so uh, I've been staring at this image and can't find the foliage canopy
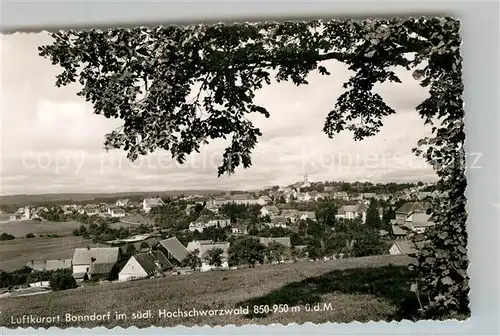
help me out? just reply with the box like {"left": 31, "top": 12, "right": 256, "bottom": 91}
{"left": 40, "top": 17, "right": 468, "bottom": 318}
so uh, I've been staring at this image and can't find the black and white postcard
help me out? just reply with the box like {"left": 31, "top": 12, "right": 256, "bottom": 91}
{"left": 0, "top": 17, "right": 470, "bottom": 328}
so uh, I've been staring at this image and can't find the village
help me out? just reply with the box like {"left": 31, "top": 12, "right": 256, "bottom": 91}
{"left": 0, "top": 176, "right": 442, "bottom": 298}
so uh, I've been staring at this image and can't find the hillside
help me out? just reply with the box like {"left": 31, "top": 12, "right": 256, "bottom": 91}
{"left": 1, "top": 255, "right": 416, "bottom": 328}
{"left": 0, "top": 236, "right": 96, "bottom": 271}
{"left": 0, "top": 190, "right": 226, "bottom": 206}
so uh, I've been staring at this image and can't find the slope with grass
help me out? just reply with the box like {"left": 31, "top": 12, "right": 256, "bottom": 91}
{"left": 0, "top": 220, "right": 83, "bottom": 238}
{"left": 1, "top": 255, "right": 418, "bottom": 328}
{"left": 0, "top": 236, "right": 96, "bottom": 271}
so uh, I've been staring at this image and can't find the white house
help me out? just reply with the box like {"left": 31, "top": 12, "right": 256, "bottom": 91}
{"left": 283, "top": 189, "right": 298, "bottom": 203}
{"left": 404, "top": 212, "right": 435, "bottom": 234}
{"left": 118, "top": 251, "right": 172, "bottom": 282}
{"left": 269, "top": 216, "right": 289, "bottom": 228}
{"left": 257, "top": 195, "right": 272, "bottom": 205}
{"left": 296, "top": 192, "right": 311, "bottom": 202}
{"left": 78, "top": 204, "right": 100, "bottom": 216}
{"left": 299, "top": 211, "right": 316, "bottom": 222}
{"left": 335, "top": 203, "right": 368, "bottom": 223}
{"left": 395, "top": 202, "right": 428, "bottom": 223}
{"left": 29, "top": 281, "right": 51, "bottom": 288}
{"left": 259, "top": 237, "right": 292, "bottom": 248}
{"left": 207, "top": 196, "right": 232, "bottom": 208}
{"left": 84, "top": 208, "right": 100, "bottom": 216}
{"left": 109, "top": 208, "right": 126, "bottom": 218}
{"left": 332, "top": 192, "right": 349, "bottom": 200}
{"left": 143, "top": 198, "right": 165, "bottom": 213}
{"left": 229, "top": 193, "right": 259, "bottom": 205}
{"left": 115, "top": 199, "right": 130, "bottom": 207}
{"left": 281, "top": 209, "right": 300, "bottom": 222}
{"left": 231, "top": 226, "right": 248, "bottom": 235}
{"left": 314, "top": 193, "right": 329, "bottom": 201}
{"left": 26, "top": 259, "right": 72, "bottom": 271}
{"left": 186, "top": 241, "right": 230, "bottom": 272}
{"left": 72, "top": 247, "right": 120, "bottom": 281}
{"left": 189, "top": 214, "right": 231, "bottom": 232}
{"left": 260, "top": 205, "right": 280, "bottom": 217}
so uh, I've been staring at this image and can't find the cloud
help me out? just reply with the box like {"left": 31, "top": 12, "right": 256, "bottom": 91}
{"left": 1, "top": 32, "right": 438, "bottom": 195}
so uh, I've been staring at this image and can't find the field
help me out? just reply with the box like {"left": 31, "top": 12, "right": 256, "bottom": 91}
{"left": 0, "top": 236, "right": 96, "bottom": 271}
{"left": 0, "top": 190, "right": 222, "bottom": 206}
{"left": 0, "top": 220, "right": 83, "bottom": 238}
{"left": 121, "top": 214, "right": 155, "bottom": 225}
{"left": 0, "top": 255, "right": 419, "bottom": 328}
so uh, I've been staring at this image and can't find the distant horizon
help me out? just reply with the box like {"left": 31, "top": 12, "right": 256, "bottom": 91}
{"left": 3, "top": 33, "right": 440, "bottom": 195}
{"left": 0, "top": 177, "right": 436, "bottom": 198}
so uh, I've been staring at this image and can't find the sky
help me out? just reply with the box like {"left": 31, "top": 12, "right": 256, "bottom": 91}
{"left": 0, "top": 31, "right": 437, "bottom": 195}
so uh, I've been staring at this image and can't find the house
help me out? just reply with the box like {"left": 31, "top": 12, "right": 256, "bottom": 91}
{"left": 324, "top": 186, "right": 336, "bottom": 192}
{"left": 335, "top": 203, "right": 368, "bottom": 222}
{"left": 314, "top": 193, "right": 329, "bottom": 201}
{"left": 109, "top": 208, "right": 126, "bottom": 218}
{"left": 257, "top": 195, "right": 272, "bottom": 205}
{"left": 118, "top": 251, "right": 172, "bottom": 282}
{"left": 283, "top": 189, "right": 298, "bottom": 203}
{"left": 28, "top": 281, "right": 51, "bottom": 288}
{"left": 72, "top": 247, "right": 120, "bottom": 281}
{"left": 379, "top": 229, "right": 389, "bottom": 237}
{"left": 157, "top": 237, "right": 190, "bottom": 264}
{"left": 185, "top": 204, "right": 195, "bottom": 215}
{"left": 142, "top": 198, "right": 165, "bottom": 213}
{"left": 79, "top": 204, "right": 100, "bottom": 216}
{"left": 115, "top": 199, "right": 130, "bottom": 207}
{"left": 332, "top": 192, "right": 349, "bottom": 201}
{"left": 259, "top": 237, "right": 292, "bottom": 248}
{"left": 350, "top": 194, "right": 363, "bottom": 201}
{"left": 416, "top": 192, "right": 432, "bottom": 200}
{"left": 207, "top": 196, "right": 231, "bottom": 208}
{"left": 389, "top": 240, "right": 420, "bottom": 255}
{"left": 269, "top": 216, "right": 289, "bottom": 228}
{"left": 186, "top": 241, "right": 231, "bottom": 272}
{"left": 404, "top": 212, "right": 435, "bottom": 234}
{"left": 296, "top": 192, "right": 311, "bottom": 202}
{"left": 231, "top": 226, "right": 248, "bottom": 235}
{"left": 26, "top": 259, "right": 72, "bottom": 271}
{"left": 392, "top": 224, "right": 409, "bottom": 238}
{"left": 281, "top": 209, "right": 300, "bottom": 222}
{"left": 260, "top": 205, "right": 280, "bottom": 217}
{"left": 362, "top": 193, "right": 377, "bottom": 199}
{"left": 395, "top": 202, "right": 427, "bottom": 222}
{"left": 230, "top": 193, "right": 259, "bottom": 205}
{"left": 374, "top": 194, "right": 391, "bottom": 201}
{"left": 299, "top": 211, "right": 316, "bottom": 222}
{"left": 189, "top": 214, "right": 230, "bottom": 232}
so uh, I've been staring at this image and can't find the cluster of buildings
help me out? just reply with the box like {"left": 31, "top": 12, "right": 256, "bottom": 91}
{"left": 7, "top": 197, "right": 168, "bottom": 222}
{"left": 388, "top": 202, "right": 436, "bottom": 255}
{"left": 9, "top": 206, "right": 46, "bottom": 221}
{"left": 25, "top": 235, "right": 294, "bottom": 285}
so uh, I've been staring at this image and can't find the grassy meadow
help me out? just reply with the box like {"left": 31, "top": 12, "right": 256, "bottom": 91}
{"left": 1, "top": 255, "right": 420, "bottom": 328}
{"left": 0, "top": 220, "right": 83, "bottom": 238}
{"left": 0, "top": 236, "right": 96, "bottom": 271}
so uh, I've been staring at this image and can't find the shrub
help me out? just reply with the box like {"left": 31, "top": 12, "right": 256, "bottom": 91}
{"left": 0, "top": 233, "right": 15, "bottom": 241}
{"left": 49, "top": 269, "right": 78, "bottom": 291}
{"left": 26, "top": 233, "right": 35, "bottom": 238}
